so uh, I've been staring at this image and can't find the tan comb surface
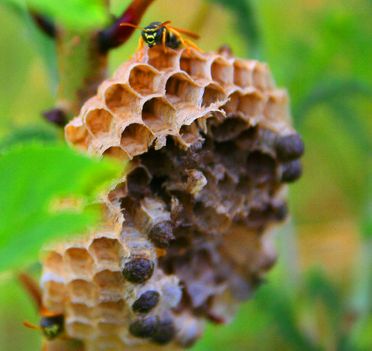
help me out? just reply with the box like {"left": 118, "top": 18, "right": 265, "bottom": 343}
{"left": 43, "top": 46, "right": 304, "bottom": 350}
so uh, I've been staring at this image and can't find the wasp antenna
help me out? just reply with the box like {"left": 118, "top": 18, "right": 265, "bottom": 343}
{"left": 23, "top": 321, "right": 41, "bottom": 331}
{"left": 119, "top": 22, "right": 144, "bottom": 30}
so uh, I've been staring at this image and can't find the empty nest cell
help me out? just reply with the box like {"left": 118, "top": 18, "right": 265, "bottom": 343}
{"left": 96, "top": 300, "right": 127, "bottom": 323}
{"left": 67, "top": 279, "right": 97, "bottom": 305}
{"left": 252, "top": 62, "right": 273, "bottom": 90}
{"left": 223, "top": 91, "right": 264, "bottom": 120}
{"left": 86, "top": 109, "right": 113, "bottom": 137}
{"left": 148, "top": 47, "right": 179, "bottom": 71}
{"left": 178, "top": 121, "right": 201, "bottom": 147}
{"left": 211, "top": 58, "right": 233, "bottom": 86}
{"left": 67, "top": 320, "right": 95, "bottom": 340}
{"left": 142, "top": 97, "right": 176, "bottom": 133}
{"left": 180, "top": 51, "right": 209, "bottom": 80}
{"left": 102, "top": 146, "right": 129, "bottom": 161}
{"left": 120, "top": 123, "right": 154, "bottom": 157}
{"left": 89, "top": 237, "right": 122, "bottom": 268}
{"left": 64, "top": 248, "right": 94, "bottom": 278}
{"left": 65, "top": 121, "right": 90, "bottom": 149}
{"left": 93, "top": 270, "right": 124, "bottom": 298}
{"left": 234, "top": 60, "right": 252, "bottom": 88}
{"left": 165, "top": 73, "right": 201, "bottom": 105}
{"left": 202, "top": 83, "right": 226, "bottom": 108}
{"left": 263, "top": 91, "right": 289, "bottom": 121}
{"left": 104, "top": 84, "right": 140, "bottom": 117}
{"left": 129, "top": 64, "right": 161, "bottom": 96}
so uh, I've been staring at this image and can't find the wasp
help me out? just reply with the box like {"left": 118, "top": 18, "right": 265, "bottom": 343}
{"left": 120, "top": 20, "right": 201, "bottom": 54}
{"left": 17, "top": 273, "right": 82, "bottom": 351}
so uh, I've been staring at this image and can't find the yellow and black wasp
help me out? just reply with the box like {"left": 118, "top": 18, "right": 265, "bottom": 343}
{"left": 120, "top": 20, "right": 201, "bottom": 53}
{"left": 18, "top": 273, "right": 82, "bottom": 351}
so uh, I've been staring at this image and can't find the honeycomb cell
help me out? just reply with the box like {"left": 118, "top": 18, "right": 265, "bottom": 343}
{"left": 120, "top": 123, "right": 154, "bottom": 157}
{"left": 211, "top": 58, "right": 233, "bottom": 86}
{"left": 86, "top": 109, "right": 113, "bottom": 137}
{"left": 65, "top": 119, "right": 90, "bottom": 150}
{"left": 263, "top": 90, "right": 289, "bottom": 122}
{"left": 89, "top": 237, "right": 122, "bottom": 268}
{"left": 202, "top": 83, "right": 226, "bottom": 108}
{"left": 102, "top": 146, "right": 129, "bottom": 161}
{"left": 178, "top": 121, "right": 201, "bottom": 147}
{"left": 67, "top": 303, "right": 93, "bottom": 320}
{"left": 180, "top": 51, "right": 209, "bottom": 80}
{"left": 165, "top": 73, "right": 202, "bottom": 106}
{"left": 43, "top": 251, "right": 63, "bottom": 276}
{"left": 104, "top": 84, "right": 140, "bottom": 117}
{"left": 209, "top": 117, "right": 248, "bottom": 142}
{"left": 67, "top": 320, "right": 95, "bottom": 339}
{"left": 142, "top": 97, "right": 176, "bottom": 133}
{"left": 94, "top": 270, "right": 124, "bottom": 299}
{"left": 148, "top": 47, "right": 179, "bottom": 71}
{"left": 129, "top": 64, "right": 161, "bottom": 96}
{"left": 233, "top": 60, "right": 252, "bottom": 88}
{"left": 64, "top": 248, "right": 94, "bottom": 278}
{"left": 252, "top": 62, "right": 272, "bottom": 90}
{"left": 67, "top": 279, "right": 97, "bottom": 305}
{"left": 96, "top": 300, "right": 127, "bottom": 323}
{"left": 223, "top": 90, "right": 264, "bottom": 121}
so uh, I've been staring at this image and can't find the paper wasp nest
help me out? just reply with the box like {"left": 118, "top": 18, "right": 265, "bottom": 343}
{"left": 43, "top": 47, "right": 304, "bottom": 350}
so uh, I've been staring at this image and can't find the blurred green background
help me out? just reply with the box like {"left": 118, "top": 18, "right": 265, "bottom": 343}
{"left": 0, "top": 0, "right": 371, "bottom": 350}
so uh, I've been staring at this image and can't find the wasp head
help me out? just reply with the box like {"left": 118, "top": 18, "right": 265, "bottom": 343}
{"left": 142, "top": 22, "right": 164, "bottom": 48}
{"left": 40, "top": 314, "right": 64, "bottom": 340}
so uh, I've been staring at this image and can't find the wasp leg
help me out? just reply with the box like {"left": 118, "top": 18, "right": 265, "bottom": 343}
{"left": 168, "top": 28, "right": 202, "bottom": 53}
{"left": 162, "top": 29, "right": 168, "bottom": 53}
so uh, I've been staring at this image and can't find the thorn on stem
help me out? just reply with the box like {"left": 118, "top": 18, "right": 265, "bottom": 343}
{"left": 43, "top": 108, "right": 68, "bottom": 128}
{"left": 30, "top": 10, "right": 57, "bottom": 39}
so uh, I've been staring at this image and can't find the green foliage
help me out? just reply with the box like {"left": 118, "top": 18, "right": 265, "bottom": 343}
{"left": 1, "top": 0, "right": 114, "bottom": 30}
{"left": 0, "top": 143, "right": 122, "bottom": 271}
{"left": 206, "top": 0, "right": 261, "bottom": 57}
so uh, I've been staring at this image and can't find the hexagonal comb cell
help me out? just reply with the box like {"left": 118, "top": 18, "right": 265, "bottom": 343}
{"left": 93, "top": 270, "right": 124, "bottom": 299}
{"left": 202, "top": 83, "right": 226, "bottom": 108}
{"left": 67, "top": 320, "right": 95, "bottom": 340}
{"left": 86, "top": 109, "right": 113, "bottom": 137}
{"left": 178, "top": 121, "right": 201, "bottom": 147}
{"left": 96, "top": 300, "right": 126, "bottom": 323}
{"left": 252, "top": 62, "right": 273, "bottom": 90}
{"left": 121, "top": 123, "right": 154, "bottom": 157}
{"left": 233, "top": 60, "right": 252, "bottom": 88}
{"left": 104, "top": 84, "right": 140, "bottom": 117}
{"left": 142, "top": 97, "right": 176, "bottom": 133}
{"left": 211, "top": 58, "right": 233, "bottom": 86}
{"left": 223, "top": 91, "right": 264, "bottom": 121}
{"left": 102, "top": 146, "right": 129, "bottom": 161}
{"left": 264, "top": 91, "right": 289, "bottom": 121}
{"left": 67, "top": 303, "right": 93, "bottom": 320}
{"left": 148, "top": 47, "right": 179, "bottom": 71}
{"left": 129, "top": 64, "right": 161, "bottom": 96}
{"left": 65, "top": 119, "right": 90, "bottom": 149}
{"left": 165, "top": 73, "right": 201, "bottom": 106}
{"left": 64, "top": 248, "right": 94, "bottom": 278}
{"left": 208, "top": 117, "right": 248, "bottom": 142}
{"left": 43, "top": 251, "right": 63, "bottom": 275}
{"left": 89, "top": 237, "right": 122, "bottom": 268}
{"left": 180, "top": 51, "right": 209, "bottom": 80}
{"left": 67, "top": 279, "right": 96, "bottom": 305}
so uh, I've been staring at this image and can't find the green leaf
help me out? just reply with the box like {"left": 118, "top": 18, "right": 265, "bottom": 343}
{"left": 206, "top": 0, "right": 261, "bottom": 57}
{"left": 1, "top": 0, "right": 108, "bottom": 30}
{"left": 0, "top": 143, "right": 123, "bottom": 271}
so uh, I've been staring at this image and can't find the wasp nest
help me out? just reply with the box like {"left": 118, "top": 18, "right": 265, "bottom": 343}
{"left": 43, "top": 46, "right": 304, "bottom": 350}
